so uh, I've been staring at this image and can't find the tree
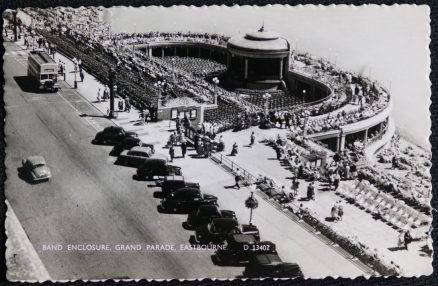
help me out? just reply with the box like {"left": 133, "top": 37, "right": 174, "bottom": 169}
{"left": 245, "top": 191, "right": 259, "bottom": 225}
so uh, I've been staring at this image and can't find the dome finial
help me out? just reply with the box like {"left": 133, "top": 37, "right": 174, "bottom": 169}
{"left": 259, "top": 21, "right": 265, "bottom": 32}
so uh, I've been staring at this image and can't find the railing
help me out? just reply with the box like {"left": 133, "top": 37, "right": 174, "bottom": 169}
{"left": 210, "top": 152, "right": 258, "bottom": 185}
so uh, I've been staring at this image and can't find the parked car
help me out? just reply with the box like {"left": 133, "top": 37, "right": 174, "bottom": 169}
{"left": 160, "top": 175, "right": 200, "bottom": 197}
{"left": 110, "top": 137, "right": 154, "bottom": 156}
{"left": 215, "top": 234, "right": 277, "bottom": 265}
{"left": 117, "top": 147, "right": 168, "bottom": 168}
{"left": 243, "top": 254, "right": 303, "bottom": 278}
{"left": 160, "top": 188, "right": 218, "bottom": 213}
{"left": 92, "top": 126, "right": 137, "bottom": 145}
{"left": 195, "top": 218, "right": 260, "bottom": 245}
{"left": 133, "top": 159, "right": 182, "bottom": 180}
{"left": 186, "top": 205, "right": 236, "bottom": 229}
{"left": 21, "top": 156, "right": 51, "bottom": 182}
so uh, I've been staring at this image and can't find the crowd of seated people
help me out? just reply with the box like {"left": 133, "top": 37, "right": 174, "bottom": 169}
{"left": 112, "top": 31, "right": 230, "bottom": 47}
{"left": 161, "top": 56, "right": 227, "bottom": 78}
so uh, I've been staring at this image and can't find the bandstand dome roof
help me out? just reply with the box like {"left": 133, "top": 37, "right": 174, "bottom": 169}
{"left": 227, "top": 26, "right": 289, "bottom": 53}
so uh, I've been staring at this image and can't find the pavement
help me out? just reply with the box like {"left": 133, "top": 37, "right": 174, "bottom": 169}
{"left": 5, "top": 32, "right": 431, "bottom": 279}
{"left": 216, "top": 127, "right": 432, "bottom": 276}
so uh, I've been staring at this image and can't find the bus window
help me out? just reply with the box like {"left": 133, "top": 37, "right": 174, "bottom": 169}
{"left": 49, "top": 74, "right": 56, "bottom": 80}
{"left": 41, "top": 74, "right": 49, "bottom": 80}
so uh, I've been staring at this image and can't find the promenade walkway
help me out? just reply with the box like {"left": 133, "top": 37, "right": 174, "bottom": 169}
{"left": 51, "top": 49, "right": 430, "bottom": 276}
{"left": 216, "top": 127, "right": 431, "bottom": 276}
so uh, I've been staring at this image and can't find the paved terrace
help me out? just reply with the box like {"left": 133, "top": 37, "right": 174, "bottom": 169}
{"left": 50, "top": 50, "right": 372, "bottom": 278}
{"left": 216, "top": 127, "right": 431, "bottom": 276}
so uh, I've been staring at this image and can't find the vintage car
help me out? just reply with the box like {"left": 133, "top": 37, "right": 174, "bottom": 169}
{"left": 21, "top": 156, "right": 52, "bottom": 182}
{"left": 159, "top": 175, "right": 200, "bottom": 196}
{"left": 110, "top": 137, "right": 154, "bottom": 156}
{"left": 117, "top": 146, "right": 168, "bottom": 168}
{"left": 160, "top": 188, "right": 218, "bottom": 213}
{"left": 92, "top": 126, "right": 138, "bottom": 145}
{"left": 243, "top": 254, "right": 303, "bottom": 278}
{"left": 195, "top": 218, "right": 260, "bottom": 245}
{"left": 186, "top": 204, "right": 236, "bottom": 229}
{"left": 133, "top": 159, "right": 182, "bottom": 181}
{"left": 215, "top": 234, "right": 277, "bottom": 265}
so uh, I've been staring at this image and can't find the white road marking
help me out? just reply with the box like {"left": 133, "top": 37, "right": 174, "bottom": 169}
{"left": 56, "top": 91, "right": 101, "bottom": 131}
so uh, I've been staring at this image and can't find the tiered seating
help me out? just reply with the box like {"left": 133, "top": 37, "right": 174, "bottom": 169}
{"left": 204, "top": 98, "right": 243, "bottom": 131}
{"left": 235, "top": 89, "right": 302, "bottom": 111}
{"left": 162, "top": 57, "right": 226, "bottom": 77}
{"left": 336, "top": 180, "right": 431, "bottom": 231}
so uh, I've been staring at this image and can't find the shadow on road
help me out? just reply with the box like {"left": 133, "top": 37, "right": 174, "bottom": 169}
{"left": 13, "top": 76, "right": 44, "bottom": 93}
{"left": 16, "top": 166, "right": 46, "bottom": 185}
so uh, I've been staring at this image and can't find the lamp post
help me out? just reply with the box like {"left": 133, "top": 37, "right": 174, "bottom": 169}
{"left": 262, "top": 93, "right": 271, "bottom": 113}
{"left": 12, "top": 10, "right": 17, "bottom": 42}
{"left": 108, "top": 68, "right": 117, "bottom": 118}
{"left": 212, "top": 77, "right": 220, "bottom": 104}
{"left": 302, "top": 89, "right": 306, "bottom": 104}
{"left": 73, "top": 64, "right": 78, "bottom": 89}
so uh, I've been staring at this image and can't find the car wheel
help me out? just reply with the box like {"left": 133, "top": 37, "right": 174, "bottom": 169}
{"left": 173, "top": 207, "right": 178, "bottom": 213}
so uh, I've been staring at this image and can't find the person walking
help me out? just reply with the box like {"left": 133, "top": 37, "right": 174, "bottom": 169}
{"left": 250, "top": 131, "right": 255, "bottom": 146}
{"left": 96, "top": 88, "right": 101, "bottom": 103}
{"left": 181, "top": 139, "right": 187, "bottom": 158}
{"left": 331, "top": 203, "right": 339, "bottom": 222}
{"left": 124, "top": 98, "right": 131, "bottom": 112}
{"left": 307, "top": 182, "right": 315, "bottom": 201}
{"left": 404, "top": 230, "right": 413, "bottom": 250}
{"left": 79, "top": 70, "right": 84, "bottom": 82}
{"left": 234, "top": 168, "right": 241, "bottom": 190}
{"left": 169, "top": 145, "right": 175, "bottom": 163}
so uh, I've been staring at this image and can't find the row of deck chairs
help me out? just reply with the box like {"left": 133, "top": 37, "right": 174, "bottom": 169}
{"left": 337, "top": 180, "right": 431, "bottom": 231}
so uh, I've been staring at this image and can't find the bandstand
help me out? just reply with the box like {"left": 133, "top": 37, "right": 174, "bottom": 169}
{"left": 226, "top": 26, "right": 290, "bottom": 90}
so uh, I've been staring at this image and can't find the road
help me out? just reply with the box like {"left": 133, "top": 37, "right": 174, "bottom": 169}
{"left": 3, "top": 40, "right": 243, "bottom": 280}
{"left": 4, "top": 39, "right": 369, "bottom": 280}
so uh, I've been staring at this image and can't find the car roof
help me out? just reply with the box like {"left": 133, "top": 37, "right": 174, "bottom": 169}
{"left": 212, "top": 218, "right": 239, "bottom": 229}
{"left": 143, "top": 158, "right": 167, "bottom": 164}
{"left": 104, "top": 126, "right": 123, "bottom": 131}
{"left": 122, "top": 137, "right": 140, "bottom": 143}
{"left": 251, "top": 254, "right": 283, "bottom": 265}
{"left": 26, "top": 156, "right": 46, "bottom": 166}
{"left": 130, "top": 146, "right": 152, "bottom": 153}
{"left": 229, "top": 234, "right": 257, "bottom": 243}
{"left": 174, "top": 188, "right": 201, "bottom": 195}
{"left": 198, "top": 204, "right": 219, "bottom": 213}
{"left": 151, "top": 153, "right": 168, "bottom": 160}
{"left": 164, "top": 175, "right": 185, "bottom": 182}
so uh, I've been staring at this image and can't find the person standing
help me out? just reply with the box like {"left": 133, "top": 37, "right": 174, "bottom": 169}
{"left": 79, "top": 70, "right": 84, "bottom": 82}
{"left": 250, "top": 131, "right": 255, "bottom": 146}
{"left": 169, "top": 145, "right": 175, "bottom": 163}
{"left": 334, "top": 172, "right": 341, "bottom": 191}
{"left": 181, "top": 139, "right": 187, "bottom": 158}
{"left": 234, "top": 168, "right": 241, "bottom": 190}
{"left": 404, "top": 230, "right": 413, "bottom": 250}
{"left": 337, "top": 203, "right": 344, "bottom": 221}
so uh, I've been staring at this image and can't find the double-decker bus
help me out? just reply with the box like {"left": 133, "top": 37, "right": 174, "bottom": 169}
{"left": 27, "top": 49, "right": 59, "bottom": 92}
